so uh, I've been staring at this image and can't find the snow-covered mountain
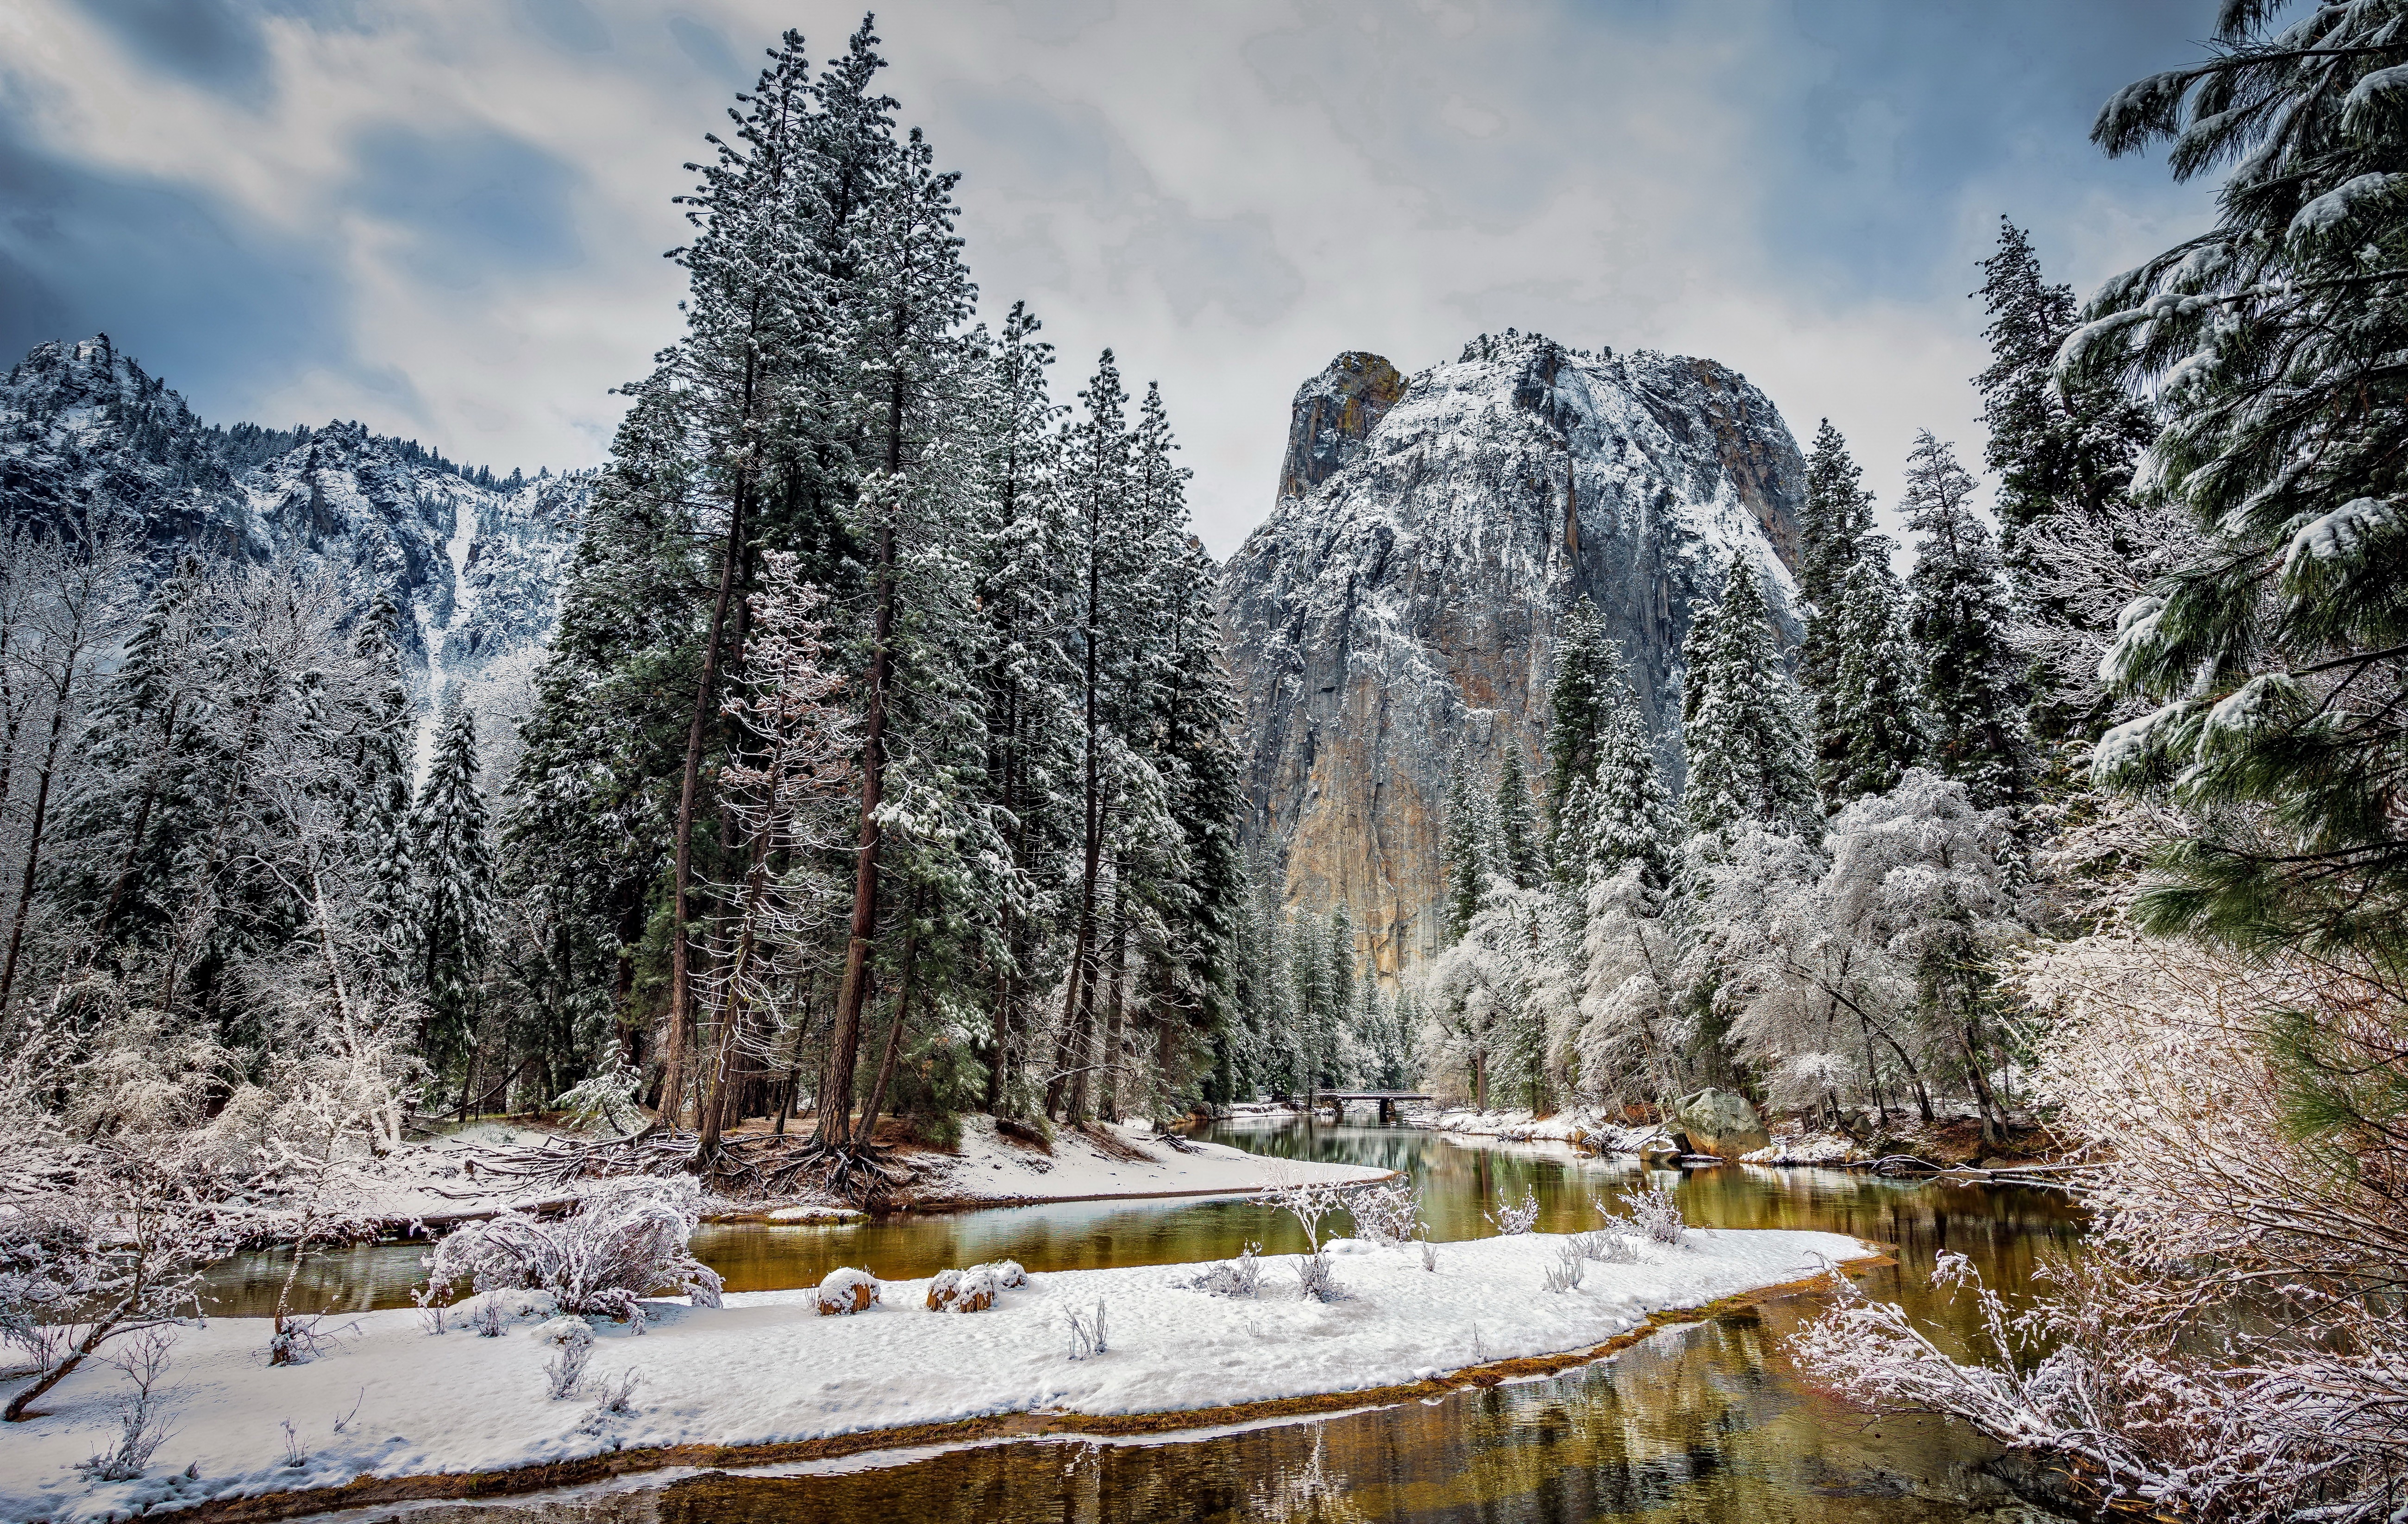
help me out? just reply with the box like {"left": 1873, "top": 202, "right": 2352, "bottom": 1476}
{"left": 0, "top": 335, "right": 588, "bottom": 712}
{"left": 1219, "top": 330, "right": 1808, "bottom": 977}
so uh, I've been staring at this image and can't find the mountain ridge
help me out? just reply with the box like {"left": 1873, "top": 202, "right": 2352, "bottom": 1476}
{"left": 0, "top": 335, "right": 589, "bottom": 706}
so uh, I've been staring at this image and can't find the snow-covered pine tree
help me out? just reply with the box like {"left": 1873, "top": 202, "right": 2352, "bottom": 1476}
{"left": 1543, "top": 597, "right": 1616, "bottom": 876}
{"left": 1820, "top": 543, "right": 1928, "bottom": 807}
{"left": 2074, "top": 1, "right": 2408, "bottom": 966}
{"left": 1441, "top": 761, "right": 1491, "bottom": 940}
{"left": 345, "top": 590, "right": 416, "bottom": 976}
{"left": 1900, "top": 432, "right": 2029, "bottom": 811}
{"left": 971, "top": 302, "right": 1073, "bottom": 1115}
{"left": 1796, "top": 421, "right": 1876, "bottom": 786}
{"left": 818, "top": 120, "right": 984, "bottom": 1149}
{"left": 406, "top": 699, "right": 495, "bottom": 1094}
{"left": 1974, "top": 217, "right": 2154, "bottom": 546}
{"left": 1680, "top": 558, "right": 1817, "bottom": 840}
{"left": 1585, "top": 686, "right": 1678, "bottom": 890}
{"left": 1045, "top": 351, "right": 1137, "bottom": 1122}
{"left": 1494, "top": 750, "right": 1543, "bottom": 889}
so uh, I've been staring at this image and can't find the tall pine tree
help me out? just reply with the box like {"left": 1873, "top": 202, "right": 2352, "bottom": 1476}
{"left": 1680, "top": 559, "right": 1817, "bottom": 840}
{"left": 1820, "top": 544, "right": 1929, "bottom": 806}
{"left": 1900, "top": 432, "right": 2028, "bottom": 810}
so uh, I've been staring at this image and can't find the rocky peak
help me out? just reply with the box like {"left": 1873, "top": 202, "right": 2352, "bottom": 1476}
{"left": 1, "top": 337, "right": 587, "bottom": 709}
{"left": 1220, "top": 333, "right": 1807, "bottom": 977}
{"left": 1277, "top": 351, "right": 1405, "bottom": 501}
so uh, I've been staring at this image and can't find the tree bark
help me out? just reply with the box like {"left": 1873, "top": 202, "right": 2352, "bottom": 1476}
{"left": 859, "top": 889, "right": 926, "bottom": 1143}
{"left": 0, "top": 668, "right": 76, "bottom": 1019}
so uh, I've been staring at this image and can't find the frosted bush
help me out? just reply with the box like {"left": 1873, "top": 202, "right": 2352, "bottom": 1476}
{"left": 1486, "top": 1186, "right": 1541, "bottom": 1236}
{"left": 552, "top": 1064, "right": 644, "bottom": 1137}
{"left": 1347, "top": 1180, "right": 1421, "bottom": 1246}
{"left": 1574, "top": 1224, "right": 1639, "bottom": 1265}
{"left": 544, "top": 1339, "right": 591, "bottom": 1400}
{"left": 1543, "top": 1240, "right": 1586, "bottom": 1294}
{"left": 1192, "top": 1243, "right": 1261, "bottom": 1298}
{"left": 425, "top": 1180, "right": 724, "bottom": 1330}
{"left": 815, "top": 1266, "right": 879, "bottom": 1315}
{"left": 1294, "top": 1247, "right": 1341, "bottom": 1303}
{"left": 577, "top": 1368, "right": 642, "bottom": 1434}
{"left": 75, "top": 1329, "right": 174, "bottom": 1483}
{"left": 469, "top": 1297, "right": 509, "bottom": 1338}
{"left": 990, "top": 1260, "right": 1028, "bottom": 1289}
{"left": 1064, "top": 1298, "right": 1108, "bottom": 1360}
{"left": 1419, "top": 1235, "right": 1438, "bottom": 1272}
{"left": 1625, "top": 1185, "right": 1687, "bottom": 1245}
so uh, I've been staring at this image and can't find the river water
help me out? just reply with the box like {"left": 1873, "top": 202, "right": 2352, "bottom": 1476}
{"left": 210, "top": 1119, "right": 2084, "bottom": 1523}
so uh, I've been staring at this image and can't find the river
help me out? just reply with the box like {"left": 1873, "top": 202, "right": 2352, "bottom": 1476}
{"left": 207, "top": 1117, "right": 2084, "bottom": 1523}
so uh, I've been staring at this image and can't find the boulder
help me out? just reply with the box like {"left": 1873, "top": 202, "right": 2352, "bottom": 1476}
{"left": 1674, "top": 1089, "right": 1771, "bottom": 1159}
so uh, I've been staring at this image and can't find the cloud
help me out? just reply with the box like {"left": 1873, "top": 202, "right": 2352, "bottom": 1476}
{"left": 0, "top": 0, "right": 2228, "bottom": 553}
{"left": 68, "top": 0, "right": 271, "bottom": 99}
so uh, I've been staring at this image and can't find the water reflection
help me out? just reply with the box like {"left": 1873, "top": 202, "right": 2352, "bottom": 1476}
{"left": 217, "top": 1119, "right": 2082, "bottom": 1523}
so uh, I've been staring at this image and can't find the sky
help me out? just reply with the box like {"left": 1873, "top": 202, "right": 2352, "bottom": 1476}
{"left": 0, "top": 0, "right": 2226, "bottom": 556}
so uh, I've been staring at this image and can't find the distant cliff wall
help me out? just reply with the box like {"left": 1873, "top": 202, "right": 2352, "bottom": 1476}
{"left": 1219, "top": 332, "right": 1806, "bottom": 976}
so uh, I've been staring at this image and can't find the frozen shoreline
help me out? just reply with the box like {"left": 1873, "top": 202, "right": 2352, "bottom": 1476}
{"left": 3, "top": 1226, "right": 1872, "bottom": 1524}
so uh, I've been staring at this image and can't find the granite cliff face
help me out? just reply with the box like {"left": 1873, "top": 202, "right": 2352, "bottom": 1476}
{"left": 1, "top": 336, "right": 586, "bottom": 699}
{"left": 1220, "top": 332, "right": 1807, "bottom": 976}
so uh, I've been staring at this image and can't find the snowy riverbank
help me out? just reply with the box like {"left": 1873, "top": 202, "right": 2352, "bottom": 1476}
{"left": 1415, "top": 1106, "right": 1656, "bottom": 1151}
{"left": 906, "top": 1115, "right": 1390, "bottom": 1206}
{"left": 3, "top": 1226, "right": 1873, "bottom": 1523}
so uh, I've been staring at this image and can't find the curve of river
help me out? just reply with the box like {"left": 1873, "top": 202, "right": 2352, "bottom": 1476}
{"left": 207, "top": 1119, "right": 2083, "bottom": 1523}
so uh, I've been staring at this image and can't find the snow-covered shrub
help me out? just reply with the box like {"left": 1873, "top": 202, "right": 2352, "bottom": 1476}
{"left": 1543, "top": 1240, "right": 1586, "bottom": 1294}
{"left": 926, "top": 1266, "right": 998, "bottom": 1313}
{"left": 552, "top": 1064, "right": 644, "bottom": 1137}
{"left": 990, "top": 1260, "right": 1027, "bottom": 1289}
{"left": 1608, "top": 1184, "right": 1685, "bottom": 1242}
{"left": 75, "top": 1329, "right": 174, "bottom": 1483}
{"left": 544, "top": 1338, "right": 591, "bottom": 1400}
{"left": 1574, "top": 1224, "right": 1638, "bottom": 1265}
{"left": 1191, "top": 1244, "right": 1261, "bottom": 1299}
{"left": 1347, "top": 1180, "right": 1421, "bottom": 1246}
{"left": 2, "top": 1158, "right": 229, "bottom": 1422}
{"left": 529, "top": 1316, "right": 595, "bottom": 1349}
{"left": 815, "top": 1267, "right": 879, "bottom": 1316}
{"left": 469, "top": 1296, "right": 509, "bottom": 1338}
{"left": 577, "top": 1368, "right": 642, "bottom": 1434}
{"left": 1419, "top": 1236, "right": 1438, "bottom": 1273}
{"left": 1064, "top": 1298, "right": 1108, "bottom": 1360}
{"left": 1486, "top": 1186, "right": 1541, "bottom": 1236}
{"left": 425, "top": 1179, "right": 724, "bottom": 1329}
{"left": 412, "top": 1284, "right": 449, "bottom": 1336}
{"left": 1294, "top": 1247, "right": 1341, "bottom": 1303}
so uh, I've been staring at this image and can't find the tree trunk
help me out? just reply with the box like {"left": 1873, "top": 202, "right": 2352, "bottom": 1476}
{"left": 1101, "top": 880, "right": 1127, "bottom": 1123}
{"left": 0, "top": 672, "right": 76, "bottom": 1018}
{"left": 662, "top": 473, "right": 751, "bottom": 1133}
{"left": 859, "top": 890, "right": 927, "bottom": 1144}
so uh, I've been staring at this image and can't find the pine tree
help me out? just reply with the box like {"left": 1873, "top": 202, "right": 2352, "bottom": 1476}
{"left": 1900, "top": 432, "right": 2027, "bottom": 811}
{"left": 1586, "top": 694, "right": 1678, "bottom": 888}
{"left": 2076, "top": 2, "right": 2408, "bottom": 960}
{"left": 407, "top": 698, "right": 495, "bottom": 1092}
{"left": 1796, "top": 422, "right": 1877, "bottom": 787}
{"left": 1494, "top": 750, "right": 1542, "bottom": 889}
{"left": 1821, "top": 544, "right": 1930, "bottom": 806}
{"left": 1442, "top": 761, "right": 1490, "bottom": 941}
{"left": 1543, "top": 597, "right": 1616, "bottom": 874}
{"left": 1680, "top": 558, "right": 1817, "bottom": 840}
{"left": 1973, "top": 218, "right": 2154, "bottom": 544}
{"left": 1799, "top": 420, "right": 1877, "bottom": 618}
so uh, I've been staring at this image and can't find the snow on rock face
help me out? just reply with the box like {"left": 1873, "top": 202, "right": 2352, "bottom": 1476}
{"left": 1220, "top": 332, "right": 1807, "bottom": 976}
{"left": 0, "top": 336, "right": 587, "bottom": 703}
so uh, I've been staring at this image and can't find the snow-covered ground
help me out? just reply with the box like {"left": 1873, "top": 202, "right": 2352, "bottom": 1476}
{"left": 910, "top": 1116, "right": 1389, "bottom": 1206}
{"left": 3, "top": 1227, "right": 1871, "bottom": 1523}
{"left": 1741, "top": 1131, "right": 1874, "bottom": 1166}
{"left": 1416, "top": 1107, "right": 1657, "bottom": 1151}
